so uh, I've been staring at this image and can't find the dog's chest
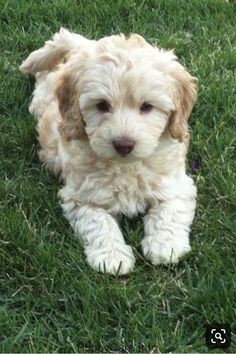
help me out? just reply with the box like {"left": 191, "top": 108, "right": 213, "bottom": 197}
{"left": 76, "top": 163, "right": 155, "bottom": 216}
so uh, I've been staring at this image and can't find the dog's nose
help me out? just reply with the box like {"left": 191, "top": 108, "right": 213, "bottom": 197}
{"left": 112, "top": 137, "right": 135, "bottom": 156}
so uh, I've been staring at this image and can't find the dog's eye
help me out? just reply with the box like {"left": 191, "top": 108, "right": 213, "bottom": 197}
{"left": 96, "top": 100, "right": 111, "bottom": 113}
{"left": 140, "top": 102, "right": 153, "bottom": 113}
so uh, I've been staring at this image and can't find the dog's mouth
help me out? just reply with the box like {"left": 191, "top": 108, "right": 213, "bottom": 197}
{"left": 89, "top": 134, "right": 157, "bottom": 163}
{"left": 115, "top": 152, "right": 137, "bottom": 162}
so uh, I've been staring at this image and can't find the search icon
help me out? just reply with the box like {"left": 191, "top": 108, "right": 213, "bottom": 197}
{"left": 206, "top": 324, "right": 231, "bottom": 349}
{"left": 214, "top": 332, "right": 222, "bottom": 341}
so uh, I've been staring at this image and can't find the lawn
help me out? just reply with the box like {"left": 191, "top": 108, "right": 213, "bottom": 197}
{"left": 0, "top": 0, "right": 236, "bottom": 352}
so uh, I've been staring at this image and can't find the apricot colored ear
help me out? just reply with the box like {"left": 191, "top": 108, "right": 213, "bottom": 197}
{"left": 56, "top": 72, "right": 87, "bottom": 141}
{"left": 169, "top": 64, "right": 197, "bottom": 142}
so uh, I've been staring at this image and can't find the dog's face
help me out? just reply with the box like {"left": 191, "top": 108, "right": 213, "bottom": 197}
{"left": 56, "top": 34, "right": 197, "bottom": 161}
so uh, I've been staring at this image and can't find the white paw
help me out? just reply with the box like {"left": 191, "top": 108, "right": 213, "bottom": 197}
{"left": 85, "top": 242, "right": 135, "bottom": 275}
{"left": 141, "top": 235, "right": 191, "bottom": 265}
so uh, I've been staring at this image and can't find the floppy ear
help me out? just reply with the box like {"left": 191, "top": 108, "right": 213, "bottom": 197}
{"left": 168, "top": 64, "right": 197, "bottom": 142}
{"left": 56, "top": 72, "right": 87, "bottom": 141}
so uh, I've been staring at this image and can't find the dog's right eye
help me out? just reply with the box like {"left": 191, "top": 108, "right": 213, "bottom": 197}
{"left": 140, "top": 102, "right": 153, "bottom": 113}
{"left": 96, "top": 100, "right": 111, "bottom": 113}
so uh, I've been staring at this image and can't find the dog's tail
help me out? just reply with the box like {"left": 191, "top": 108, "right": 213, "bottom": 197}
{"left": 20, "top": 28, "right": 92, "bottom": 74}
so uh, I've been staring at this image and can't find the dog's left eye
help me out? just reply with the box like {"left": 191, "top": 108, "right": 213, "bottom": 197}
{"left": 140, "top": 102, "right": 153, "bottom": 113}
{"left": 96, "top": 100, "right": 111, "bottom": 113}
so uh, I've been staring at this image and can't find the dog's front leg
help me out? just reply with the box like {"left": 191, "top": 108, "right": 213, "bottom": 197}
{"left": 142, "top": 177, "right": 196, "bottom": 265}
{"left": 63, "top": 202, "right": 135, "bottom": 274}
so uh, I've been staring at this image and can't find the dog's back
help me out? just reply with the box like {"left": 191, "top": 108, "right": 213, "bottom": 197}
{"left": 20, "top": 28, "right": 96, "bottom": 175}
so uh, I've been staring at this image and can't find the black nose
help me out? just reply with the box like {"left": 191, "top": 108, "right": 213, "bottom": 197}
{"left": 112, "top": 137, "right": 135, "bottom": 156}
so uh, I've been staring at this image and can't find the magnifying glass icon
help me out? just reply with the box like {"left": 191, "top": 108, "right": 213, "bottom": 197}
{"left": 215, "top": 332, "right": 223, "bottom": 341}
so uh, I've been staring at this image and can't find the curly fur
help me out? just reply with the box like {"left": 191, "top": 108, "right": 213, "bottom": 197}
{"left": 20, "top": 28, "right": 197, "bottom": 274}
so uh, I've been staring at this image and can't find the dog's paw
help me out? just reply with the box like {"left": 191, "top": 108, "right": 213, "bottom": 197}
{"left": 85, "top": 242, "right": 135, "bottom": 275}
{"left": 141, "top": 235, "right": 191, "bottom": 265}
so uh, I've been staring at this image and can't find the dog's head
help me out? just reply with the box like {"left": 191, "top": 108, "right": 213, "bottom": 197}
{"left": 21, "top": 29, "right": 197, "bottom": 161}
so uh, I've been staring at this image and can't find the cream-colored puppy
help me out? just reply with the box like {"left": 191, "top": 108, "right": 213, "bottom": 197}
{"left": 20, "top": 28, "right": 197, "bottom": 274}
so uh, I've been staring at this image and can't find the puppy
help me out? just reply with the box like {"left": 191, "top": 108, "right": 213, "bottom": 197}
{"left": 20, "top": 28, "right": 197, "bottom": 274}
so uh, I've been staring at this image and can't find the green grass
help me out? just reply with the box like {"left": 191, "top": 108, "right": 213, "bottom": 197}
{"left": 1, "top": 0, "right": 236, "bottom": 352}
